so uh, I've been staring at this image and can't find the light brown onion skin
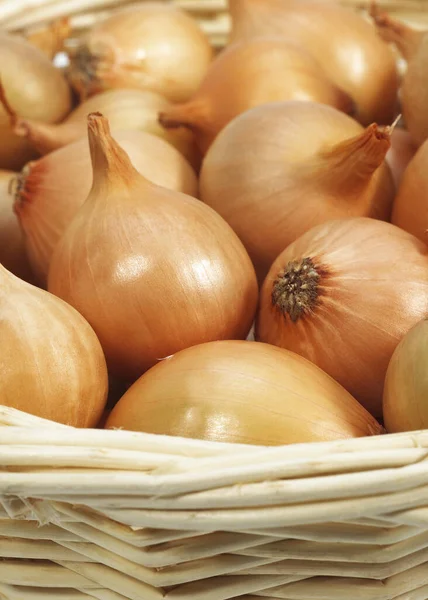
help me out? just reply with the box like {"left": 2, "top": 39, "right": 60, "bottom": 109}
{"left": 200, "top": 102, "right": 395, "bottom": 283}
{"left": 256, "top": 217, "right": 428, "bottom": 418}
{"left": 0, "top": 264, "right": 108, "bottom": 427}
{"left": 0, "top": 34, "right": 72, "bottom": 170}
{"left": 386, "top": 128, "right": 417, "bottom": 189}
{"left": 391, "top": 139, "right": 428, "bottom": 243}
{"left": 159, "top": 38, "right": 354, "bottom": 154}
{"left": 48, "top": 114, "right": 258, "bottom": 382}
{"left": 106, "top": 340, "right": 383, "bottom": 444}
{"left": 229, "top": 0, "right": 399, "bottom": 126}
{"left": 15, "top": 129, "right": 198, "bottom": 286}
{"left": 383, "top": 319, "right": 428, "bottom": 433}
{"left": 0, "top": 169, "right": 34, "bottom": 283}
{"left": 68, "top": 3, "right": 213, "bottom": 103}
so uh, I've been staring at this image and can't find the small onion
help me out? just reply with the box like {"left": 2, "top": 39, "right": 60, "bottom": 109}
{"left": 48, "top": 114, "right": 258, "bottom": 381}
{"left": 159, "top": 37, "right": 354, "bottom": 154}
{"left": 0, "top": 34, "right": 72, "bottom": 170}
{"left": 0, "top": 263, "right": 108, "bottom": 427}
{"left": 106, "top": 340, "right": 383, "bottom": 444}
{"left": 7, "top": 88, "right": 200, "bottom": 170}
{"left": 0, "top": 169, "right": 34, "bottom": 283}
{"left": 256, "top": 217, "right": 428, "bottom": 418}
{"left": 14, "top": 129, "right": 198, "bottom": 286}
{"left": 68, "top": 2, "right": 213, "bottom": 103}
{"left": 229, "top": 0, "right": 399, "bottom": 125}
{"left": 383, "top": 319, "right": 428, "bottom": 433}
{"left": 391, "top": 138, "right": 428, "bottom": 243}
{"left": 200, "top": 102, "right": 394, "bottom": 282}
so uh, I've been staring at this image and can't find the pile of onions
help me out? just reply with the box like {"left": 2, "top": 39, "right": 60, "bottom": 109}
{"left": 386, "top": 128, "right": 417, "bottom": 189}
{"left": 371, "top": 6, "right": 427, "bottom": 146}
{"left": 256, "top": 217, "right": 428, "bottom": 418}
{"left": 4, "top": 88, "right": 200, "bottom": 170}
{"left": 383, "top": 319, "right": 428, "bottom": 433}
{"left": 48, "top": 113, "right": 258, "bottom": 381}
{"left": 159, "top": 38, "right": 353, "bottom": 154}
{"left": 106, "top": 340, "right": 383, "bottom": 444}
{"left": 0, "top": 263, "right": 108, "bottom": 427}
{"left": 0, "top": 34, "right": 71, "bottom": 170}
{"left": 14, "top": 129, "right": 198, "bottom": 286}
{"left": 390, "top": 139, "right": 428, "bottom": 242}
{"left": 200, "top": 101, "right": 395, "bottom": 282}
{"left": 0, "top": 169, "right": 34, "bottom": 283}
{"left": 228, "top": 0, "right": 399, "bottom": 125}
{"left": 68, "top": 2, "right": 213, "bottom": 103}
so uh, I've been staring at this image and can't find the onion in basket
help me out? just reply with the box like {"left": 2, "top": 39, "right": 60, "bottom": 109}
{"left": 0, "top": 263, "right": 108, "bottom": 427}
{"left": 383, "top": 319, "right": 428, "bottom": 433}
{"left": 200, "top": 101, "right": 394, "bottom": 282}
{"left": 67, "top": 2, "right": 213, "bottom": 103}
{"left": 48, "top": 113, "right": 258, "bottom": 381}
{"left": 14, "top": 128, "right": 198, "bottom": 286}
{"left": 228, "top": 0, "right": 399, "bottom": 126}
{"left": 106, "top": 340, "right": 383, "bottom": 444}
{"left": 159, "top": 37, "right": 354, "bottom": 154}
{"left": 256, "top": 218, "right": 428, "bottom": 418}
{"left": 0, "top": 34, "right": 72, "bottom": 170}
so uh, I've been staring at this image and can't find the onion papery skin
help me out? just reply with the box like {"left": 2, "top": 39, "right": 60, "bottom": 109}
{"left": 0, "top": 34, "right": 72, "bottom": 170}
{"left": 13, "top": 89, "right": 200, "bottom": 171}
{"left": 0, "top": 169, "right": 34, "bottom": 283}
{"left": 386, "top": 128, "right": 417, "bottom": 189}
{"left": 15, "top": 129, "right": 198, "bottom": 286}
{"left": 68, "top": 2, "right": 213, "bottom": 103}
{"left": 106, "top": 340, "right": 383, "bottom": 444}
{"left": 384, "top": 319, "right": 428, "bottom": 433}
{"left": 48, "top": 114, "right": 258, "bottom": 382}
{"left": 256, "top": 217, "right": 428, "bottom": 418}
{"left": 228, "top": 0, "right": 399, "bottom": 126}
{"left": 200, "top": 101, "right": 395, "bottom": 283}
{"left": 0, "top": 264, "right": 108, "bottom": 427}
{"left": 159, "top": 37, "right": 354, "bottom": 154}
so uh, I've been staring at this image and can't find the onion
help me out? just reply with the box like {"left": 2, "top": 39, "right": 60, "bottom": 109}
{"left": 383, "top": 319, "right": 428, "bottom": 433}
{"left": 200, "top": 101, "right": 395, "bottom": 282}
{"left": 68, "top": 2, "right": 213, "bottom": 103}
{"left": 0, "top": 34, "right": 71, "bottom": 170}
{"left": 256, "top": 217, "right": 428, "bottom": 418}
{"left": 371, "top": 6, "right": 428, "bottom": 146}
{"left": 228, "top": 0, "right": 399, "bottom": 126}
{"left": 14, "top": 129, "right": 198, "bottom": 286}
{"left": 48, "top": 113, "right": 258, "bottom": 381}
{"left": 4, "top": 88, "right": 200, "bottom": 170}
{"left": 386, "top": 128, "right": 417, "bottom": 189}
{"left": 0, "top": 169, "right": 34, "bottom": 283}
{"left": 106, "top": 340, "right": 383, "bottom": 444}
{"left": 159, "top": 38, "right": 354, "bottom": 154}
{"left": 391, "top": 139, "right": 428, "bottom": 243}
{"left": 0, "top": 263, "right": 108, "bottom": 427}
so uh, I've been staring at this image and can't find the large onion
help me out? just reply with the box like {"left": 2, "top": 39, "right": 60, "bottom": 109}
{"left": 106, "top": 340, "right": 383, "bottom": 444}
{"left": 256, "top": 218, "right": 428, "bottom": 418}
{"left": 228, "top": 0, "right": 399, "bottom": 125}
{"left": 159, "top": 37, "right": 353, "bottom": 154}
{"left": 14, "top": 129, "right": 198, "bottom": 286}
{"left": 391, "top": 138, "right": 428, "bottom": 242}
{"left": 48, "top": 114, "right": 258, "bottom": 381}
{"left": 0, "top": 263, "right": 108, "bottom": 427}
{"left": 200, "top": 102, "right": 394, "bottom": 282}
{"left": 383, "top": 319, "right": 428, "bottom": 433}
{"left": 0, "top": 169, "right": 34, "bottom": 282}
{"left": 6, "top": 88, "right": 200, "bottom": 170}
{"left": 0, "top": 34, "right": 71, "bottom": 170}
{"left": 68, "top": 2, "right": 213, "bottom": 103}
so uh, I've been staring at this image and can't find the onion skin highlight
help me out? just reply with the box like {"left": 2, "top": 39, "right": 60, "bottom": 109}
{"left": 106, "top": 340, "right": 383, "bottom": 444}
{"left": 384, "top": 319, "right": 428, "bottom": 433}
{"left": 256, "top": 218, "right": 428, "bottom": 418}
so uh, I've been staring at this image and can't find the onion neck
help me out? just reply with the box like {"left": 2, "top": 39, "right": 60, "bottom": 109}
{"left": 370, "top": 4, "right": 425, "bottom": 61}
{"left": 13, "top": 120, "right": 75, "bottom": 155}
{"left": 159, "top": 100, "right": 208, "bottom": 133}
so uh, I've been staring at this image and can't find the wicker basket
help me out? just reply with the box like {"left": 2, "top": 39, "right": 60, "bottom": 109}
{"left": 1, "top": 0, "right": 428, "bottom": 598}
